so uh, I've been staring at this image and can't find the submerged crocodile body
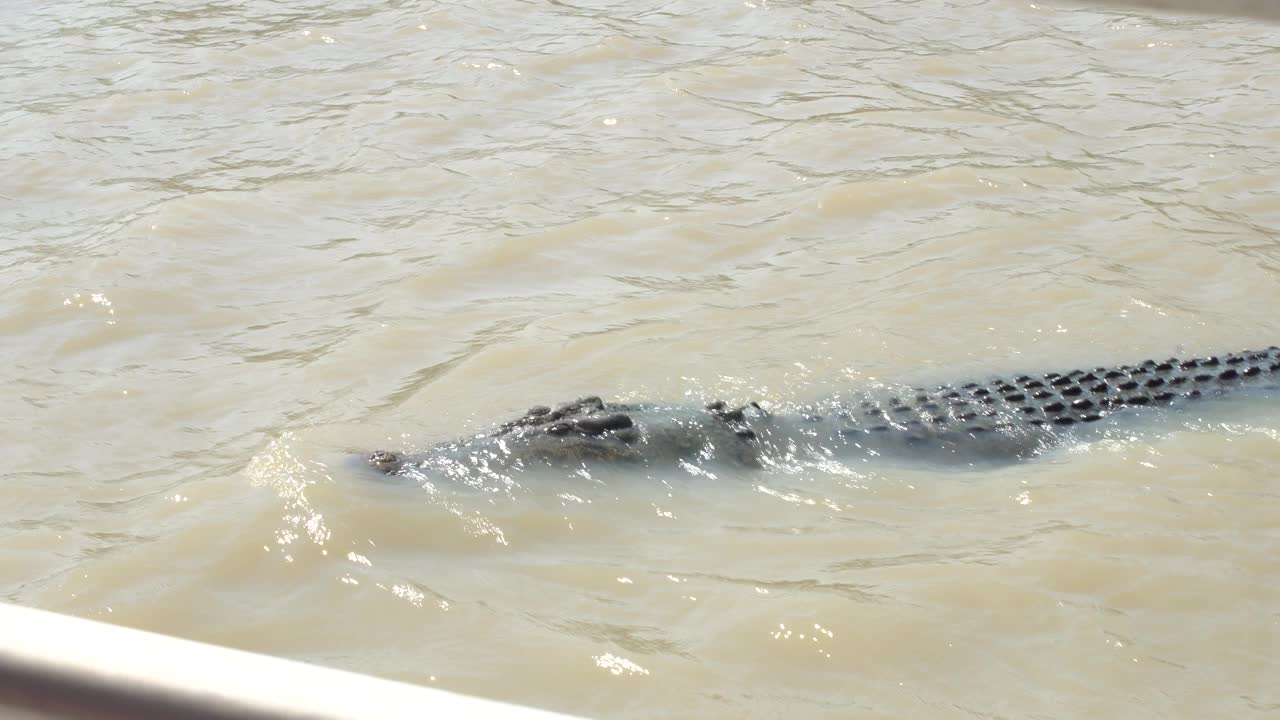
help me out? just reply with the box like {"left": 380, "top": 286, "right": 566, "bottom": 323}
{"left": 368, "top": 347, "right": 1280, "bottom": 477}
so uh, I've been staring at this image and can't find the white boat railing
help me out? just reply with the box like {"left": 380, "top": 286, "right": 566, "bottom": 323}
{"left": 0, "top": 602, "right": 585, "bottom": 720}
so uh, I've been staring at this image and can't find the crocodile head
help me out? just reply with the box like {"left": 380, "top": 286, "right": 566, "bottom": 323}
{"left": 367, "top": 395, "right": 772, "bottom": 477}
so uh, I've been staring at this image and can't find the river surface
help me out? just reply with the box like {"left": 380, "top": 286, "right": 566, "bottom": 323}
{"left": 3, "top": 0, "right": 1279, "bottom": 717}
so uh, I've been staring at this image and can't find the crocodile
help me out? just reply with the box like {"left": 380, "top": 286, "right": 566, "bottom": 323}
{"left": 367, "top": 347, "right": 1280, "bottom": 478}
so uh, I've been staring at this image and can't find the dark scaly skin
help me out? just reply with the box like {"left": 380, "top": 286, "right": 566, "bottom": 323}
{"left": 367, "top": 347, "right": 1280, "bottom": 476}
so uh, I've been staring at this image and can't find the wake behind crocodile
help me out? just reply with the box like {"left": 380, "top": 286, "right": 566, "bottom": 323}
{"left": 365, "top": 347, "right": 1280, "bottom": 489}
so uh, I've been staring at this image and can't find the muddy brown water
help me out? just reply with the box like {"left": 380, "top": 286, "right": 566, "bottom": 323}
{"left": 2, "top": 1, "right": 1278, "bottom": 717}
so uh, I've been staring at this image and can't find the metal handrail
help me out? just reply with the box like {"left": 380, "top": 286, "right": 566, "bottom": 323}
{"left": 0, "top": 602, "right": 584, "bottom": 720}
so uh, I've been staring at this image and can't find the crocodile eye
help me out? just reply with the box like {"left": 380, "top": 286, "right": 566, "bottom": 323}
{"left": 367, "top": 451, "right": 402, "bottom": 473}
{"left": 573, "top": 413, "right": 633, "bottom": 435}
